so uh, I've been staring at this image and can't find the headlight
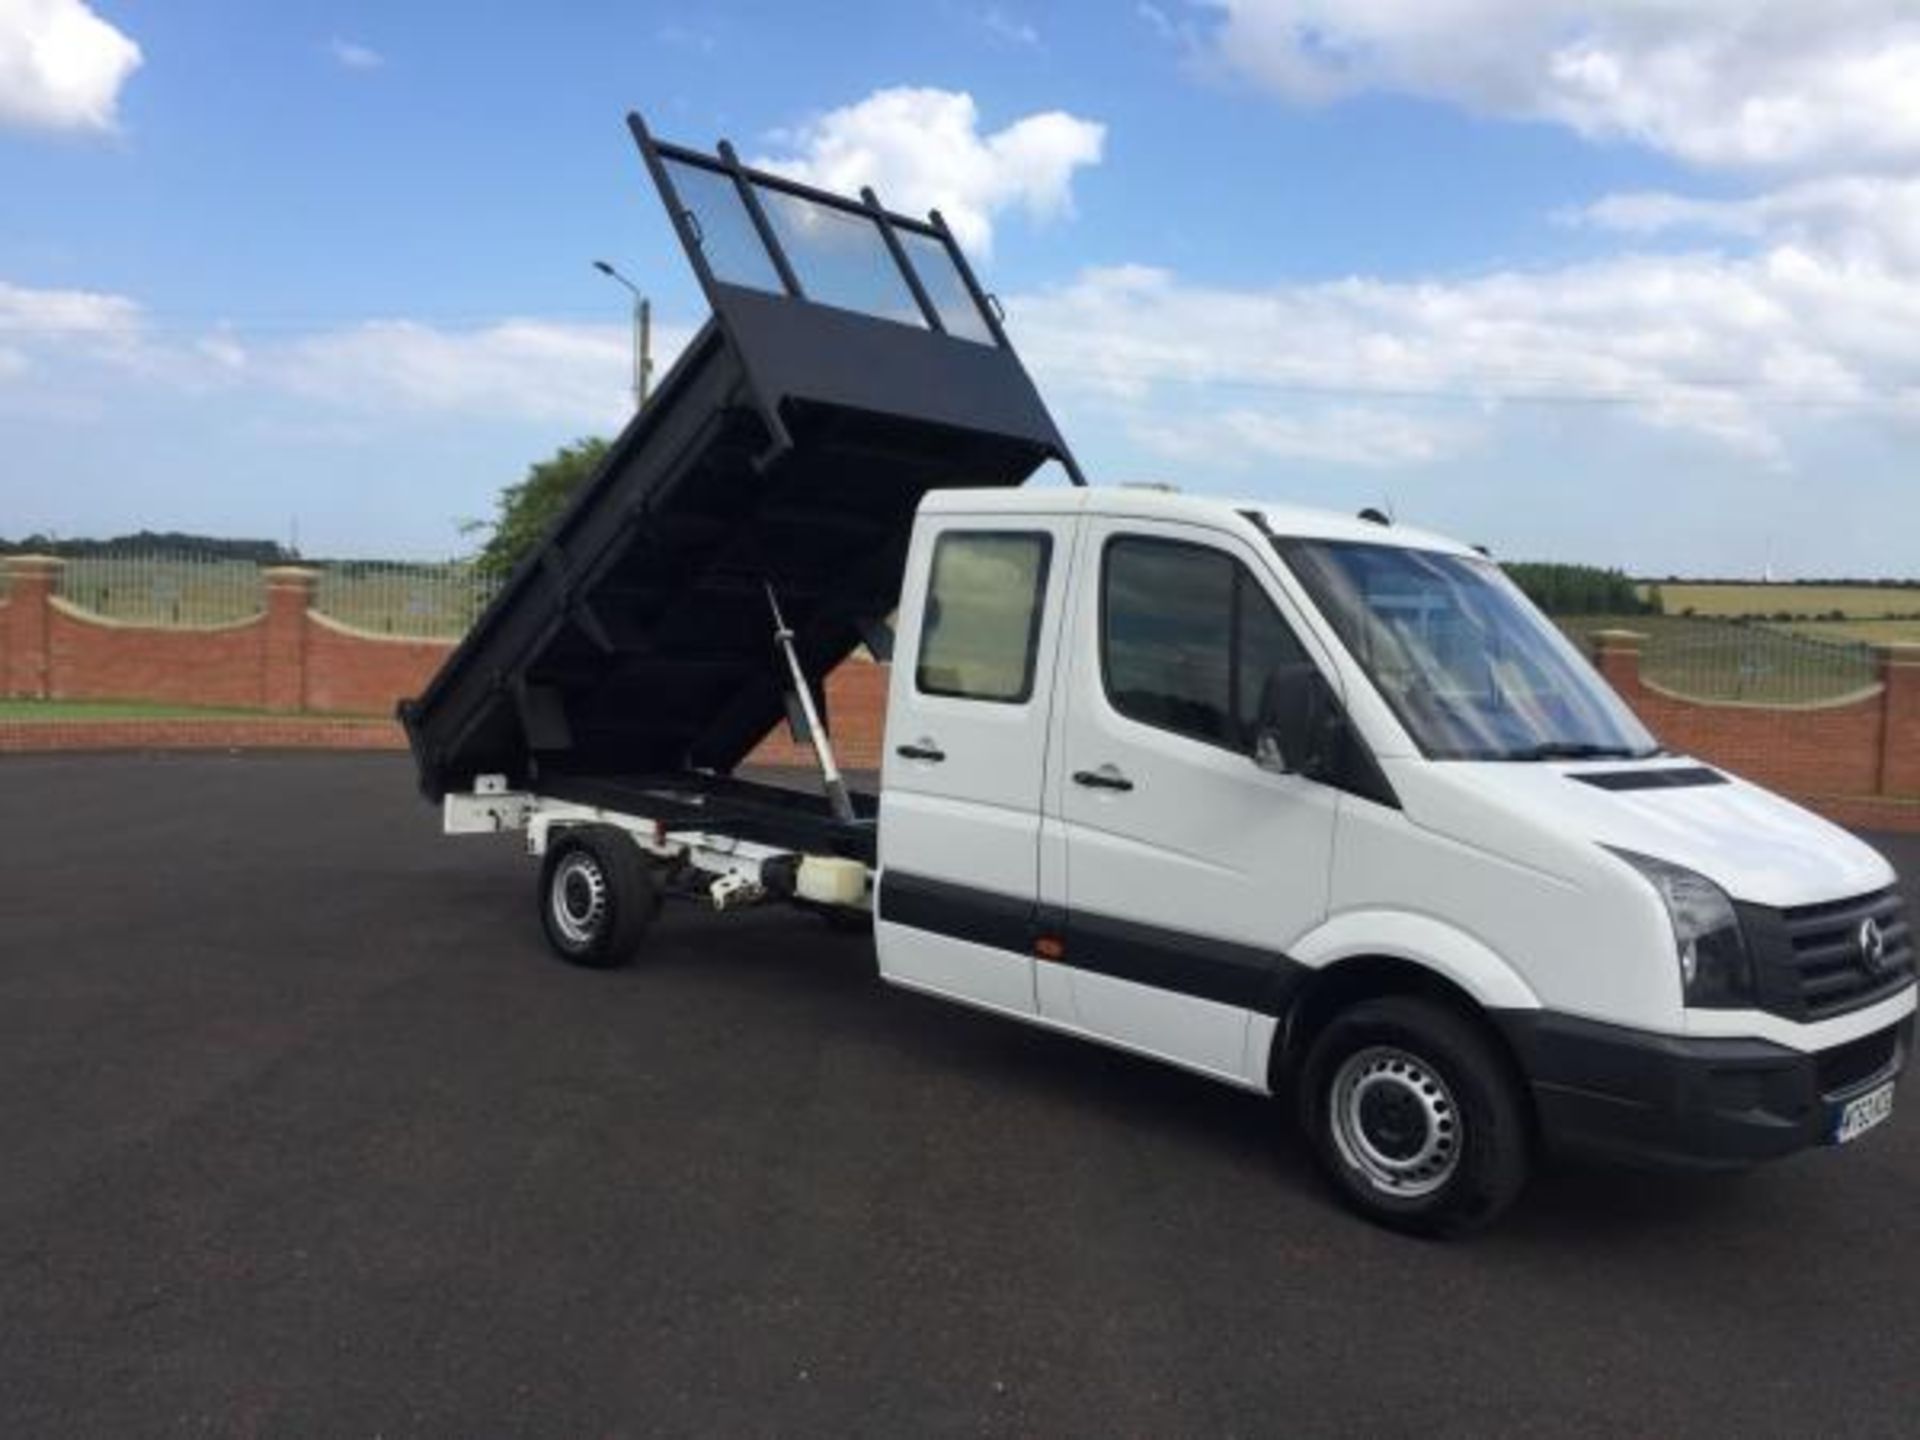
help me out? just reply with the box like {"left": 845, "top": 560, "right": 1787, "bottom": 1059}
{"left": 1610, "top": 850, "right": 1755, "bottom": 1008}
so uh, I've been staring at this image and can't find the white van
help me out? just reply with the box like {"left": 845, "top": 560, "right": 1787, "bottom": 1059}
{"left": 446, "top": 486, "right": 1914, "bottom": 1235}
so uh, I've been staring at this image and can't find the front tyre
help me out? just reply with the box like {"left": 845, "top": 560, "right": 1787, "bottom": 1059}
{"left": 539, "top": 825, "right": 659, "bottom": 968}
{"left": 1299, "top": 995, "right": 1530, "bottom": 1238}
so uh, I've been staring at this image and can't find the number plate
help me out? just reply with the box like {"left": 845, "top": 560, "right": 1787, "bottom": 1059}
{"left": 1832, "top": 1081, "right": 1896, "bottom": 1145}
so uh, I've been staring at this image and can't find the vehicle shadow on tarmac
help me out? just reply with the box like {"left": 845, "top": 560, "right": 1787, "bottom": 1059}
{"left": 620, "top": 902, "right": 1780, "bottom": 1246}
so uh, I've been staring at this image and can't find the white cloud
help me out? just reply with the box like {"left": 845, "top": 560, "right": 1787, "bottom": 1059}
{"left": 0, "top": 276, "right": 140, "bottom": 337}
{"left": 0, "top": 279, "right": 257, "bottom": 393}
{"left": 196, "top": 332, "right": 246, "bottom": 371}
{"left": 754, "top": 87, "right": 1105, "bottom": 255}
{"left": 1574, "top": 175, "right": 1920, "bottom": 275}
{"left": 1132, "top": 404, "right": 1474, "bottom": 469}
{"left": 0, "top": 278, "right": 685, "bottom": 427}
{"left": 274, "top": 320, "right": 656, "bottom": 424}
{"left": 0, "top": 277, "right": 147, "bottom": 378}
{"left": 0, "top": 0, "right": 140, "bottom": 133}
{"left": 327, "top": 37, "right": 384, "bottom": 71}
{"left": 1137, "top": 3, "right": 1179, "bottom": 42}
{"left": 1006, "top": 211, "right": 1920, "bottom": 471}
{"left": 978, "top": 7, "right": 1040, "bottom": 48}
{"left": 1196, "top": 1, "right": 1920, "bottom": 170}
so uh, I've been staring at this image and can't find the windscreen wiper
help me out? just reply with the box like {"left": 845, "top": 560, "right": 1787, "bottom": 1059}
{"left": 1508, "top": 742, "right": 1657, "bottom": 761}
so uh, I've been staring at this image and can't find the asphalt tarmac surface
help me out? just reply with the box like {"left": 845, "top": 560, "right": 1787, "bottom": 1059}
{"left": 2, "top": 752, "right": 1916, "bottom": 1438}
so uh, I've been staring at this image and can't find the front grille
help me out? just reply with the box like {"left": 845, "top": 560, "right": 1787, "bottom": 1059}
{"left": 1743, "top": 888, "right": 1914, "bottom": 1022}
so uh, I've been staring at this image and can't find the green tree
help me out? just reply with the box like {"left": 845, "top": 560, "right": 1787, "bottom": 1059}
{"left": 468, "top": 437, "right": 610, "bottom": 580}
{"left": 1501, "top": 561, "right": 1651, "bottom": 615}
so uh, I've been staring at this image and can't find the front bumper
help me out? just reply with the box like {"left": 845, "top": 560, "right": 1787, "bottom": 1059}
{"left": 1494, "top": 1007, "right": 1912, "bottom": 1170}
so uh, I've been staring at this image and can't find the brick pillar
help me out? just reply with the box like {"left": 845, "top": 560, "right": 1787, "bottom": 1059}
{"left": 1589, "top": 628, "right": 1647, "bottom": 698}
{"left": 4, "top": 554, "right": 65, "bottom": 699}
{"left": 262, "top": 567, "right": 320, "bottom": 713}
{"left": 1877, "top": 643, "right": 1920, "bottom": 798}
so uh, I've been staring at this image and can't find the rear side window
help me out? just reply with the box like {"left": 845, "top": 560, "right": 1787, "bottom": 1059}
{"left": 916, "top": 531, "right": 1052, "bottom": 703}
{"left": 1103, "top": 536, "right": 1310, "bottom": 750}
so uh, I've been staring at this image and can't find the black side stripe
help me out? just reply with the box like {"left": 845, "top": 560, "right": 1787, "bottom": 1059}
{"left": 878, "top": 871, "right": 1308, "bottom": 1017}
{"left": 878, "top": 871, "right": 1032, "bottom": 954}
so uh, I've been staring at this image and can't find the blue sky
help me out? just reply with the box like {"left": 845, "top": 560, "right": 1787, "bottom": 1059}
{"left": 4, "top": 1, "right": 1919, "bottom": 575}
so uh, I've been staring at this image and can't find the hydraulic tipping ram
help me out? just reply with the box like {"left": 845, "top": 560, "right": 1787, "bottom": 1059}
{"left": 764, "top": 581, "right": 857, "bottom": 825}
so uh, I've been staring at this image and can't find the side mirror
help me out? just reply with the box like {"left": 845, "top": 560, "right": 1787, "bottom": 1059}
{"left": 1253, "top": 664, "right": 1341, "bottom": 778}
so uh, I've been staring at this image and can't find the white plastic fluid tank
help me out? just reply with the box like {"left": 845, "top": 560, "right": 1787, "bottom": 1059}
{"left": 796, "top": 856, "right": 868, "bottom": 908}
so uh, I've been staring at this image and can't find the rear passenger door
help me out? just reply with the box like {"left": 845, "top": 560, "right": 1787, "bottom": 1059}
{"left": 876, "top": 514, "right": 1077, "bottom": 1018}
{"left": 1048, "top": 520, "right": 1339, "bottom": 1080}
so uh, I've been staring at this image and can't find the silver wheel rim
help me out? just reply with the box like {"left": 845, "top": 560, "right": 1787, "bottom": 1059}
{"left": 551, "top": 851, "right": 608, "bottom": 945}
{"left": 1329, "top": 1045, "right": 1462, "bottom": 1198}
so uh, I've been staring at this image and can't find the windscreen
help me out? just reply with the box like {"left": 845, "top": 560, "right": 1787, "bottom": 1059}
{"left": 1277, "top": 538, "right": 1658, "bottom": 761}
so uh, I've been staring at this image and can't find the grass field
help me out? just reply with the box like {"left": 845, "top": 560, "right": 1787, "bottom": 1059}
{"left": 1642, "top": 583, "right": 1920, "bottom": 619}
{"left": 1778, "top": 618, "right": 1920, "bottom": 645}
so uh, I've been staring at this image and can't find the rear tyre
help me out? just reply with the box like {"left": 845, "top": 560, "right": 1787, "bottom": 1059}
{"left": 1298, "top": 995, "right": 1530, "bottom": 1238}
{"left": 538, "top": 825, "right": 660, "bottom": 968}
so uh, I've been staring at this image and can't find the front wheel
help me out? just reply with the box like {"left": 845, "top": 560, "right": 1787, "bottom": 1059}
{"left": 538, "top": 825, "right": 660, "bottom": 968}
{"left": 1298, "top": 995, "right": 1531, "bottom": 1238}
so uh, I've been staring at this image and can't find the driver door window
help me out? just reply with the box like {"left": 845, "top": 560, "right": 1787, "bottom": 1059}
{"left": 1101, "top": 536, "right": 1311, "bottom": 753}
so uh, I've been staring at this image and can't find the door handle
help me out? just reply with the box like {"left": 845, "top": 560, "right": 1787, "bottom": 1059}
{"left": 1073, "top": 766, "right": 1134, "bottom": 793}
{"left": 896, "top": 740, "right": 946, "bottom": 763}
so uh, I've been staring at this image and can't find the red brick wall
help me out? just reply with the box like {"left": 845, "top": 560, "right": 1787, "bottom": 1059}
{"left": 48, "top": 603, "right": 269, "bottom": 708}
{"left": 12, "top": 587, "right": 453, "bottom": 717}
{"left": 1587, "top": 634, "right": 1914, "bottom": 828}
{"left": 0, "top": 716, "right": 405, "bottom": 754}
{"left": 261, "top": 574, "right": 311, "bottom": 711}
{"left": 4, "top": 564, "right": 56, "bottom": 696}
{"left": 744, "top": 658, "right": 891, "bottom": 772}
{"left": 1882, "top": 650, "right": 1920, "bottom": 796}
{"left": 303, "top": 615, "right": 450, "bottom": 716}
{"left": 1622, "top": 680, "right": 1885, "bottom": 798}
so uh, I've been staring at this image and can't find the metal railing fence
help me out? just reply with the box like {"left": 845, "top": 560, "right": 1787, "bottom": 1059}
{"left": 56, "top": 555, "right": 265, "bottom": 626}
{"left": 40, "top": 554, "right": 501, "bottom": 638}
{"left": 1564, "top": 615, "right": 1880, "bottom": 705}
{"left": 312, "top": 561, "right": 502, "bottom": 639}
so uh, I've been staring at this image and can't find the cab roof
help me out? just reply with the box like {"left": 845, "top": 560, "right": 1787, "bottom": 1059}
{"left": 919, "top": 485, "right": 1481, "bottom": 557}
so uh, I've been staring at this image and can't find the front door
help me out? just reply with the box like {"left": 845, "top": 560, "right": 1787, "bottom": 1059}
{"left": 875, "top": 511, "right": 1078, "bottom": 1017}
{"left": 1049, "top": 518, "right": 1339, "bottom": 1080}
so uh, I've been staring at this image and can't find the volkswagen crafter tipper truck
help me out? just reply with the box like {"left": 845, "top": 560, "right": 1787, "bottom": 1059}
{"left": 402, "top": 117, "right": 1913, "bottom": 1235}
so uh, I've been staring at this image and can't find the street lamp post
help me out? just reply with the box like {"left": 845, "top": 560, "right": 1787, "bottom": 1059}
{"left": 592, "top": 259, "right": 653, "bottom": 412}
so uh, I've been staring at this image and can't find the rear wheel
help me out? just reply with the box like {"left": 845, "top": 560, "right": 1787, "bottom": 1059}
{"left": 538, "top": 825, "right": 659, "bottom": 968}
{"left": 1298, "top": 995, "right": 1530, "bottom": 1237}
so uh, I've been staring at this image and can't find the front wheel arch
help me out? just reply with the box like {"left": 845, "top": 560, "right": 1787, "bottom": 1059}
{"left": 1271, "top": 956, "right": 1535, "bottom": 1134}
